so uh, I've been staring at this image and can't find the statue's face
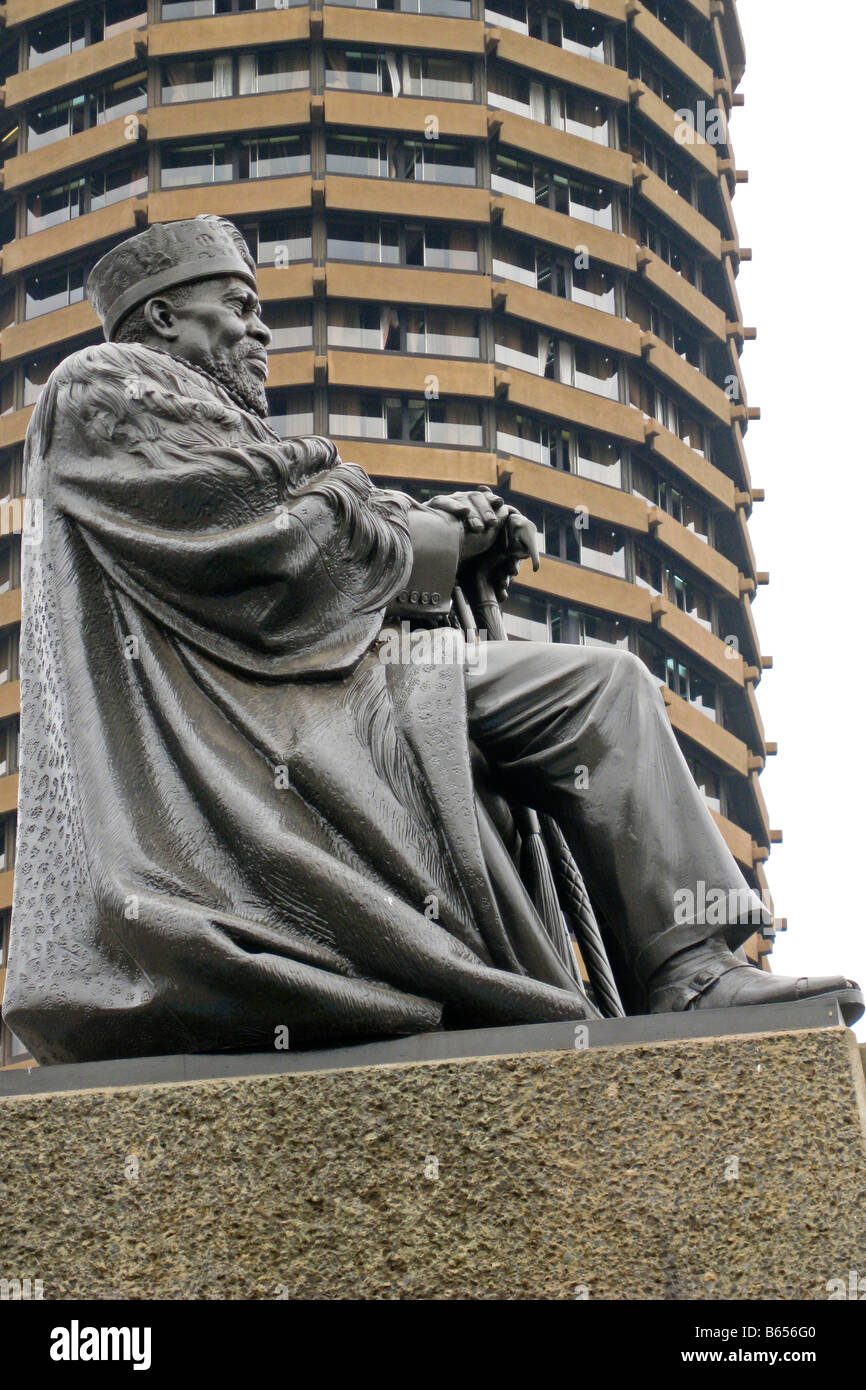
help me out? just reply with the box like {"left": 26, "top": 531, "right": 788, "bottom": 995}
{"left": 157, "top": 274, "right": 272, "bottom": 416}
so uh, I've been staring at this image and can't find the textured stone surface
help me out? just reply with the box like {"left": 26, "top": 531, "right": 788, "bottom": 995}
{"left": 1, "top": 1025, "right": 865, "bottom": 1300}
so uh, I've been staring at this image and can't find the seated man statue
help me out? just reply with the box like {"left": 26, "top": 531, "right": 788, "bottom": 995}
{"left": 4, "top": 217, "right": 860, "bottom": 1064}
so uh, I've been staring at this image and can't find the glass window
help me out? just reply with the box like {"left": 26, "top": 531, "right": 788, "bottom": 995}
{"left": 496, "top": 408, "right": 550, "bottom": 467}
{"left": 328, "top": 391, "right": 386, "bottom": 439}
{"left": 328, "top": 303, "right": 384, "bottom": 350}
{"left": 424, "top": 399, "right": 482, "bottom": 446}
{"left": 267, "top": 302, "right": 313, "bottom": 351}
{"left": 24, "top": 349, "right": 66, "bottom": 406}
{"left": 485, "top": 1, "right": 528, "bottom": 35}
{"left": 240, "top": 135, "right": 310, "bottom": 179}
{"left": 491, "top": 151, "right": 535, "bottom": 203}
{"left": 27, "top": 94, "right": 87, "bottom": 151}
{"left": 326, "top": 135, "right": 388, "bottom": 178}
{"left": 28, "top": 15, "right": 86, "bottom": 69}
{"left": 635, "top": 546, "right": 663, "bottom": 594}
{"left": 571, "top": 344, "right": 619, "bottom": 401}
{"left": 90, "top": 159, "right": 147, "bottom": 209}
{"left": 571, "top": 520, "right": 626, "bottom": 579}
{"left": 240, "top": 50, "right": 310, "bottom": 94}
{"left": 327, "top": 218, "right": 399, "bottom": 264}
{"left": 571, "top": 261, "right": 616, "bottom": 314}
{"left": 104, "top": 2, "right": 148, "bottom": 38}
{"left": 575, "top": 432, "right": 621, "bottom": 488}
{"left": 421, "top": 223, "right": 477, "bottom": 271}
{"left": 246, "top": 216, "right": 312, "bottom": 266}
{"left": 268, "top": 388, "right": 314, "bottom": 437}
{"left": 403, "top": 54, "right": 473, "bottom": 102}
{"left": 162, "top": 57, "right": 233, "bottom": 103}
{"left": 25, "top": 264, "right": 86, "bottom": 320}
{"left": 27, "top": 176, "right": 86, "bottom": 234}
{"left": 503, "top": 591, "right": 549, "bottom": 643}
{"left": 160, "top": 142, "right": 233, "bottom": 187}
{"left": 97, "top": 74, "right": 148, "bottom": 124}
{"left": 404, "top": 140, "right": 475, "bottom": 186}
{"left": 326, "top": 50, "right": 395, "bottom": 94}
{"left": 406, "top": 308, "right": 479, "bottom": 358}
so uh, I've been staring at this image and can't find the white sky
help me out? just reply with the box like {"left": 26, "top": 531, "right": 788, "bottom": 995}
{"left": 732, "top": 1, "right": 866, "bottom": 1034}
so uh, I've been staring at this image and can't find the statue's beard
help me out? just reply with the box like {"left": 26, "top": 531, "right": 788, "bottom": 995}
{"left": 196, "top": 343, "right": 269, "bottom": 417}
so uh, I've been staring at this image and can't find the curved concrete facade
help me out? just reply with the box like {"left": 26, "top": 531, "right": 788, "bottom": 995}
{"left": 0, "top": 0, "right": 777, "bottom": 1064}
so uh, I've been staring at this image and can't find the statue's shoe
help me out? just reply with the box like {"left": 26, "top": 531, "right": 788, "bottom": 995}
{"left": 648, "top": 945, "right": 864, "bottom": 1026}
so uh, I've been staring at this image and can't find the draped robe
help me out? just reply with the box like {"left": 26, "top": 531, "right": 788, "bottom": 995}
{"left": 4, "top": 343, "right": 587, "bottom": 1063}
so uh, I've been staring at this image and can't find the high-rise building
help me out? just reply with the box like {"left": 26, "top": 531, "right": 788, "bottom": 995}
{"left": 0, "top": 0, "right": 777, "bottom": 1066}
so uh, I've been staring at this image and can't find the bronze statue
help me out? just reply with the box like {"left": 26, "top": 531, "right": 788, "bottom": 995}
{"left": 4, "top": 217, "right": 860, "bottom": 1064}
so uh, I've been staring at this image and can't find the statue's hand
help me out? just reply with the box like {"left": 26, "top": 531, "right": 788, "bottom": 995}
{"left": 425, "top": 486, "right": 509, "bottom": 561}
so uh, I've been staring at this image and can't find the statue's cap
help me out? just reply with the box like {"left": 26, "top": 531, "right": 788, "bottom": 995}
{"left": 87, "top": 216, "right": 258, "bottom": 340}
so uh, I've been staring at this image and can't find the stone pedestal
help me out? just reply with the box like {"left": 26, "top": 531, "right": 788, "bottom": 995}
{"left": 1, "top": 1012, "right": 865, "bottom": 1300}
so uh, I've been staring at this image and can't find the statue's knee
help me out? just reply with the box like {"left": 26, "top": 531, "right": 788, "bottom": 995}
{"left": 604, "top": 649, "right": 659, "bottom": 700}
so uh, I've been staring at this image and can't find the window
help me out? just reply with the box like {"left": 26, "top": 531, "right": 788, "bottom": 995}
{"left": 405, "top": 308, "right": 479, "bottom": 358}
{"left": 91, "top": 160, "right": 147, "bottom": 211}
{"left": 485, "top": 1, "right": 528, "bottom": 34}
{"left": 575, "top": 432, "right": 621, "bottom": 488}
{"left": 687, "top": 757, "right": 721, "bottom": 814}
{"left": 552, "top": 89, "right": 609, "bottom": 145}
{"left": 502, "top": 590, "right": 549, "bottom": 642}
{"left": 26, "top": 176, "right": 84, "bottom": 232}
{"left": 0, "top": 454, "right": 23, "bottom": 504}
{"left": 570, "top": 344, "right": 620, "bottom": 401}
{"left": 0, "top": 720, "right": 19, "bottom": 779}
{"left": 326, "top": 50, "right": 397, "bottom": 95}
{"left": 267, "top": 388, "right": 314, "bottom": 437}
{"left": 267, "top": 303, "right": 313, "bottom": 351}
{"left": 572, "top": 261, "right": 616, "bottom": 314}
{"left": 326, "top": 135, "right": 388, "bottom": 178}
{"left": 240, "top": 50, "right": 309, "bottom": 94}
{"left": 404, "top": 139, "right": 475, "bottom": 185}
{"left": 639, "top": 636, "right": 716, "bottom": 719}
{"left": 496, "top": 408, "right": 551, "bottom": 467}
{"left": 330, "top": 393, "right": 481, "bottom": 446}
{"left": 569, "top": 519, "right": 626, "bottom": 579}
{"left": 0, "top": 542, "right": 18, "bottom": 599}
{"left": 25, "top": 264, "right": 87, "bottom": 320}
{"left": 328, "top": 303, "right": 387, "bottom": 351}
{"left": 327, "top": 219, "right": 400, "bottom": 265}
{"left": 665, "top": 567, "right": 712, "bottom": 631}
{"left": 404, "top": 54, "right": 473, "bottom": 102}
{"left": 28, "top": 13, "right": 86, "bottom": 68}
{"left": 162, "top": 58, "right": 233, "bottom": 104}
{"left": 626, "top": 287, "right": 701, "bottom": 367}
{"left": 27, "top": 75, "right": 146, "bottom": 151}
{"left": 551, "top": 606, "right": 629, "bottom": 648}
{"left": 24, "top": 348, "right": 68, "bottom": 406}
{"left": 0, "top": 630, "right": 18, "bottom": 685}
{"left": 242, "top": 217, "right": 312, "bottom": 266}
{"left": 28, "top": 4, "right": 145, "bottom": 66}
{"left": 162, "top": 0, "right": 303, "bottom": 17}
{"left": 240, "top": 135, "right": 310, "bottom": 179}
{"left": 27, "top": 94, "right": 87, "bottom": 151}
{"left": 552, "top": 174, "right": 614, "bottom": 230}
{"left": 624, "top": 208, "right": 696, "bottom": 285}
{"left": 528, "top": 6, "right": 607, "bottom": 62}
{"left": 495, "top": 322, "right": 550, "bottom": 376}
{"left": 635, "top": 546, "right": 663, "bottom": 595}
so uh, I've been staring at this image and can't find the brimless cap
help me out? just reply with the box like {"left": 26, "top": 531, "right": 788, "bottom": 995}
{"left": 86, "top": 216, "right": 258, "bottom": 340}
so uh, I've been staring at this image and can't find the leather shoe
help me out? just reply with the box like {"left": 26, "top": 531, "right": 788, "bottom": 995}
{"left": 648, "top": 942, "right": 864, "bottom": 1026}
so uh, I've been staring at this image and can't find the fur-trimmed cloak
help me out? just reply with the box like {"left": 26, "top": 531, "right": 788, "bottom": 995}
{"left": 4, "top": 343, "right": 586, "bottom": 1063}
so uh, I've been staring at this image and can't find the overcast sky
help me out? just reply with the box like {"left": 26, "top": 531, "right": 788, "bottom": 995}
{"left": 732, "top": 1, "right": 866, "bottom": 1034}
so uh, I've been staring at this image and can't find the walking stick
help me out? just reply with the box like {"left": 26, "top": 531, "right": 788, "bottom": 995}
{"left": 455, "top": 513, "right": 626, "bottom": 1019}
